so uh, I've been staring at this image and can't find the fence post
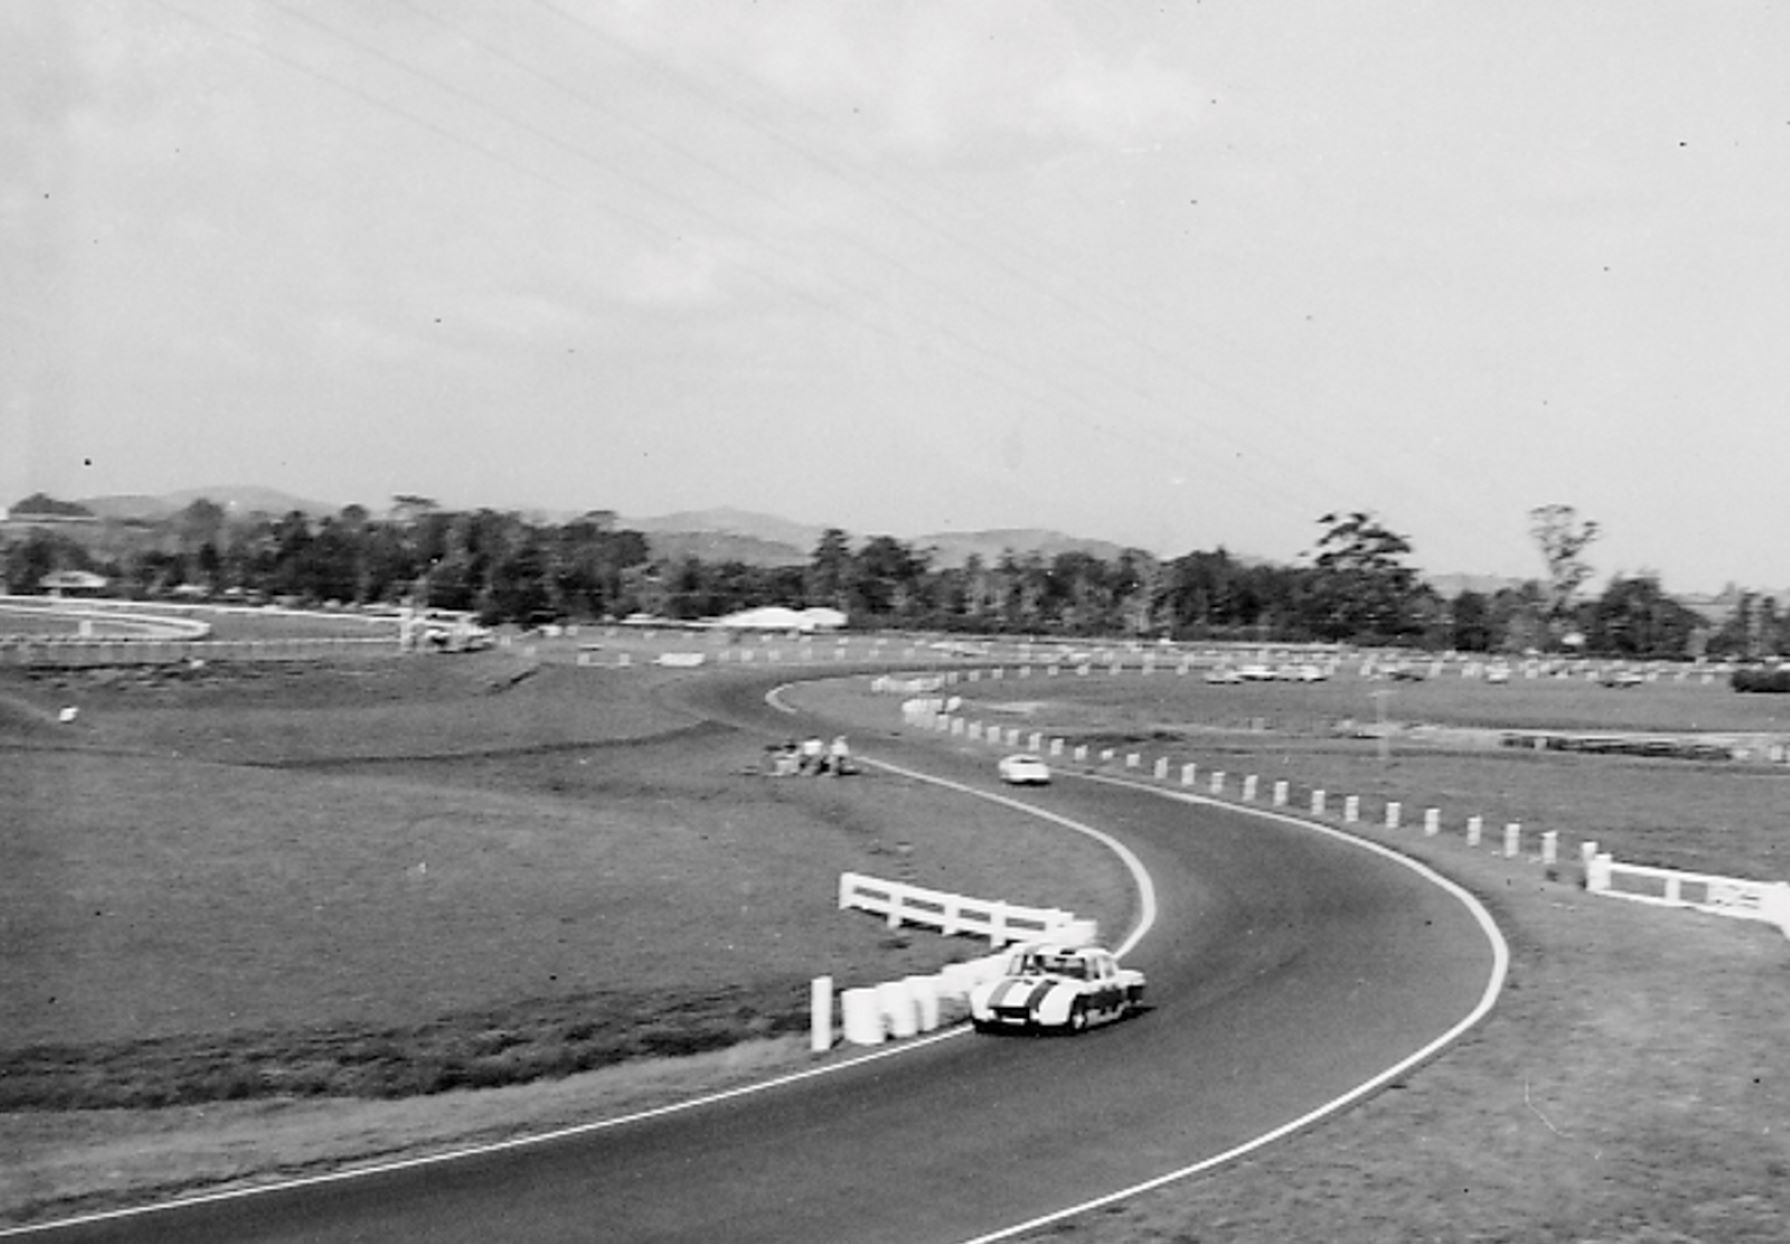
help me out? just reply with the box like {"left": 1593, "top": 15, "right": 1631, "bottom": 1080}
{"left": 1154, "top": 757, "right": 1169, "bottom": 780}
{"left": 811, "top": 976, "right": 834, "bottom": 1052}
{"left": 1126, "top": 753, "right": 1141, "bottom": 769}
{"left": 1209, "top": 771, "right": 1225, "bottom": 795}
{"left": 1242, "top": 775, "right": 1259, "bottom": 802}
{"left": 1587, "top": 851, "right": 1613, "bottom": 892}
{"left": 1541, "top": 831, "right": 1558, "bottom": 866}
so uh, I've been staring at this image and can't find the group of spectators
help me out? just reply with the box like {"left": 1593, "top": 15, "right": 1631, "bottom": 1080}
{"left": 768, "top": 735, "right": 854, "bottom": 776}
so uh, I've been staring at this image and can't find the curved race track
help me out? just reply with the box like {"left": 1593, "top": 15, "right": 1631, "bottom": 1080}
{"left": 26, "top": 667, "right": 1504, "bottom": 1244}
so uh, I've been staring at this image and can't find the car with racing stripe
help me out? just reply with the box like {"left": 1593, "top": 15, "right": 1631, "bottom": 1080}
{"left": 967, "top": 943, "right": 1145, "bottom": 1034}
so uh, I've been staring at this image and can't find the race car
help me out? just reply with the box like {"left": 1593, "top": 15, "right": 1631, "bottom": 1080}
{"left": 968, "top": 943, "right": 1145, "bottom": 1034}
{"left": 997, "top": 754, "right": 1052, "bottom": 785}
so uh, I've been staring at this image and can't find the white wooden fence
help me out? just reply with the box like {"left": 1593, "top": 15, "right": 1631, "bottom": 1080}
{"left": 1585, "top": 851, "right": 1790, "bottom": 938}
{"left": 838, "top": 871, "right": 1090, "bottom": 947}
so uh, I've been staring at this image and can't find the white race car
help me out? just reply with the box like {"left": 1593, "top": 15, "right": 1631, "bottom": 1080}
{"left": 968, "top": 943, "right": 1145, "bottom": 1034}
{"left": 997, "top": 754, "right": 1052, "bottom": 785}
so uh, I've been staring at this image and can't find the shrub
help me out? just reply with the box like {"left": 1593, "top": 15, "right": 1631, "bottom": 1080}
{"left": 1731, "top": 668, "right": 1790, "bottom": 693}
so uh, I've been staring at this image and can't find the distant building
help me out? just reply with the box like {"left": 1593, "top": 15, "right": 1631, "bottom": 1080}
{"left": 711, "top": 606, "right": 847, "bottom": 633}
{"left": 40, "top": 569, "right": 110, "bottom": 595}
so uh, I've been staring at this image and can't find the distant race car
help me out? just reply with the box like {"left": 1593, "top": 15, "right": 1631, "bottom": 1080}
{"left": 1235, "top": 663, "right": 1278, "bottom": 681}
{"left": 968, "top": 943, "right": 1146, "bottom": 1034}
{"left": 1484, "top": 664, "right": 1512, "bottom": 684}
{"left": 1600, "top": 669, "right": 1645, "bottom": 688}
{"left": 1385, "top": 665, "right": 1427, "bottom": 682}
{"left": 1203, "top": 666, "right": 1244, "bottom": 684}
{"left": 997, "top": 754, "right": 1052, "bottom": 785}
{"left": 1278, "top": 662, "right": 1329, "bottom": 682}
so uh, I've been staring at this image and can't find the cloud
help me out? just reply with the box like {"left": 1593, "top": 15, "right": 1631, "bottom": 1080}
{"left": 607, "top": 1, "right": 1206, "bottom": 160}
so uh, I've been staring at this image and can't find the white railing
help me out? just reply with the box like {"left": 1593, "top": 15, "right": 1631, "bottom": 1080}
{"left": 837, "top": 871, "right": 1089, "bottom": 947}
{"left": 1585, "top": 852, "right": 1790, "bottom": 938}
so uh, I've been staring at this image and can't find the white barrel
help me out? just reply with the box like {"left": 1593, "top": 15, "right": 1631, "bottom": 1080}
{"left": 841, "top": 987, "right": 884, "bottom": 1046}
{"left": 879, "top": 980, "right": 919, "bottom": 1039}
{"left": 905, "top": 975, "right": 941, "bottom": 1031}
{"left": 937, "top": 962, "right": 978, "bottom": 1001}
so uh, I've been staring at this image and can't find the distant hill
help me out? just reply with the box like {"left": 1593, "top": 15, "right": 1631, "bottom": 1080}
{"left": 623, "top": 507, "right": 827, "bottom": 551}
{"left": 621, "top": 511, "right": 1141, "bottom": 570}
{"left": 913, "top": 528, "right": 1130, "bottom": 569}
{"left": 77, "top": 486, "right": 336, "bottom": 521}
{"left": 644, "top": 530, "right": 810, "bottom": 567}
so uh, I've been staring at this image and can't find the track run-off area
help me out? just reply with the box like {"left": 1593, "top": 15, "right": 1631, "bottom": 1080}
{"left": 13, "top": 666, "right": 1508, "bottom": 1244}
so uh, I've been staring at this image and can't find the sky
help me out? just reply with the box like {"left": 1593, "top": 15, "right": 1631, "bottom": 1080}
{"left": 5, "top": 1, "right": 1788, "bottom": 593}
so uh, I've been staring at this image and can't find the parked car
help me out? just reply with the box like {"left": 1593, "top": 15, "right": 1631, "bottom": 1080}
{"left": 1278, "top": 663, "right": 1329, "bottom": 682}
{"left": 997, "top": 754, "right": 1052, "bottom": 785}
{"left": 968, "top": 943, "right": 1146, "bottom": 1034}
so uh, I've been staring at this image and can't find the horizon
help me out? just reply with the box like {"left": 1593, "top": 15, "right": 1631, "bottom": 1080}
{"left": 11, "top": 4, "right": 1788, "bottom": 597}
{"left": 9, "top": 482, "right": 1783, "bottom": 600}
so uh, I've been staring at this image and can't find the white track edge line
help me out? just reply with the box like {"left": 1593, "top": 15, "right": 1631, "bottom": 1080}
{"left": 948, "top": 769, "right": 1512, "bottom": 1244}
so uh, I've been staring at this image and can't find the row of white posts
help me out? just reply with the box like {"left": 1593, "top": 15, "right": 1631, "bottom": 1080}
{"left": 914, "top": 692, "right": 1790, "bottom": 941}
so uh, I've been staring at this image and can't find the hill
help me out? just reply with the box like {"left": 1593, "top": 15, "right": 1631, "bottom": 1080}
{"left": 77, "top": 486, "right": 337, "bottom": 521}
{"left": 913, "top": 528, "right": 1130, "bottom": 569}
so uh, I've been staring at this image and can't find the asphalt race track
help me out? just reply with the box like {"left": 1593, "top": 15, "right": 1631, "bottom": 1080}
{"left": 25, "top": 667, "right": 1504, "bottom": 1244}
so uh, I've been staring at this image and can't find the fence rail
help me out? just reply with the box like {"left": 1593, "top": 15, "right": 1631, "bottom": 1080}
{"left": 0, "top": 635, "right": 398, "bottom": 666}
{"left": 1586, "top": 852, "right": 1790, "bottom": 936}
{"left": 838, "top": 871, "right": 1088, "bottom": 947}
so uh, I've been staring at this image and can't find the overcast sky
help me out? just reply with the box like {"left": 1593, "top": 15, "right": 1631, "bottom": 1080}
{"left": 7, "top": 2, "right": 1788, "bottom": 592}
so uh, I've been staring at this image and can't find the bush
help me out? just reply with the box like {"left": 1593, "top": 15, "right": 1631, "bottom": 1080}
{"left": 1731, "top": 667, "right": 1790, "bottom": 693}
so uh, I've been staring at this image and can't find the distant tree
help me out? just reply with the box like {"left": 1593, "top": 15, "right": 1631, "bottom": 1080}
{"left": 3, "top": 529, "right": 90, "bottom": 591}
{"left": 1585, "top": 574, "right": 1702, "bottom": 658}
{"left": 1450, "top": 589, "right": 1493, "bottom": 651}
{"left": 1304, "top": 511, "right": 1422, "bottom": 642}
{"left": 806, "top": 528, "right": 854, "bottom": 609}
{"left": 1528, "top": 504, "right": 1600, "bottom": 628}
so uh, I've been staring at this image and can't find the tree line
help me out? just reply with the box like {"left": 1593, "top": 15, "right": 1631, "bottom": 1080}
{"left": 3, "top": 494, "right": 1781, "bottom": 659}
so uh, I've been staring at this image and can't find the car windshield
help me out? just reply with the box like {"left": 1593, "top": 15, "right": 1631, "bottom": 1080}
{"left": 1014, "top": 953, "right": 1086, "bottom": 978}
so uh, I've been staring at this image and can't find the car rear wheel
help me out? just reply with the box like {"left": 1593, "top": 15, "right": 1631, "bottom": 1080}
{"left": 1067, "top": 999, "right": 1089, "bottom": 1033}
